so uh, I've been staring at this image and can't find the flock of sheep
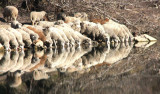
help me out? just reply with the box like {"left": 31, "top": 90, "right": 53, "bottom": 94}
{"left": 0, "top": 5, "right": 134, "bottom": 51}
{"left": 0, "top": 5, "right": 156, "bottom": 88}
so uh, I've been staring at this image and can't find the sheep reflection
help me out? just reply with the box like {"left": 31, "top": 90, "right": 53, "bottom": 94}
{"left": 0, "top": 42, "right": 135, "bottom": 87}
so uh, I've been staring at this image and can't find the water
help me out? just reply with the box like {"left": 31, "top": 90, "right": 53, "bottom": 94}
{"left": 0, "top": 41, "right": 158, "bottom": 94}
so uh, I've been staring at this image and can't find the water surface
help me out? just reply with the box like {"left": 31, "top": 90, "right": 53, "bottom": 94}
{"left": 0, "top": 41, "right": 158, "bottom": 94}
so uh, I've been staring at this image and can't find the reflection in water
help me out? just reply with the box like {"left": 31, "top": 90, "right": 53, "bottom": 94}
{"left": 0, "top": 41, "right": 157, "bottom": 93}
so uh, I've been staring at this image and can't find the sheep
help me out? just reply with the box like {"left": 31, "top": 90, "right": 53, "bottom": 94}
{"left": 26, "top": 26, "right": 52, "bottom": 48}
{"left": 102, "top": 20, "right": 123, "bottom": 42}
{"left": 80, "top": 21, "right": 109, "bottom": 43}
{"left": 16, "top": 29, "right": 32, "bottom": 48}
{"left": 7, "top": 28, "right": 24, "bottom": 49}
{"left": 67, "top": 19, "right": 81, "bottom": 32}
{"left": 37, "top": 21, "right": 55, "bottom": 28}
{"left": 21, "top": 27, "right": 39, "bottom": 43}
{"left": 11, "top": 20, "right": 22, "bottom": 29}
{"left": 43, "top": 27, "right": 65, "bottom": 49}
{"left": 0, "top": 29, "right": 10, "bottom": 50}
{"left": 55, "top": 25, "right": 75, "bottom": 47}
{"left": 59, "top": 23, "right": 81, "bottom": 46}
{"left": 3, "top": 6, "right": 18, "bottom": 22}
{"left": 74, "top": 31, "right": 92, "bottom": 45}
{"left": 30, "top": 11, "right": 49, "bottom": 25}
{"left": 74, "top": 12, "right": 89, "bottom": 21}
{"left": 121, "top": 24, "right": 134, "bottom": 41}
{"left": 62, "top": 14, "right": 80, "bottom": 23}
{"left": 0, "top": 28, "right": 18, "bottom": 50}
{"left": 23, "top": 25, "right": 53, "bottom": 47}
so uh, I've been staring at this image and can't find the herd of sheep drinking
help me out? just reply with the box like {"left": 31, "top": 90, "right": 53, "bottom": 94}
{"left": 0, "top": 5, "right": 157, "bottom": 88}
{"left": 0, "top": 5, "right": 137, "bottom": 51}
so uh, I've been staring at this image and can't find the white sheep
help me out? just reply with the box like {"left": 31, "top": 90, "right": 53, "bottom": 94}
{"left": 30, "top": 11, "right": 49, "bottom": 25}
{"left": 44, "top": 27, "right": 65, "bottom": 48}
{"left": 0, "top": 28, "right": 19, "bottom": 50}
{"left": 53, "top": 25, "right": 70, "bottom": 47}
{"left": 0, "top": 29, "right": 10, "bottom": 50}
{"left": 7, "top": 28, "right": 24, "bottom": 49}
{"left": 16, "top": 29, "right": 32, "bottom": 48}
{"left": 3, "top": 6, "right": 18, "bottom": 22}
{"left": 74, "top": 31, "right": 92, "bottom": 45}
{"left": 58, "top": 23, "right": 81, "bottom": 46}
{"left": 37, "top": 21, "right": 55, "bottom": 28}
{"left": 102, "top": 19, "right": 126, "bottom": 43}
{"left": 55, "top": 24, "right": 75, "bottom": 46}
{"left": 80, "top": 21, "right": 109, "bottom": 42}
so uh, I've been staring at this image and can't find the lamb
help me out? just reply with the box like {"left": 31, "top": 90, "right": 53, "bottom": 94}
{"left": 7, "top": 28, "right": 24, "bottom": 49}
{"left": 30, "top": 11, "right": 49, "bottom": 25}
{"left": 3, "top": 6, "right": 18, "bottom": 22}
{"left": 16, "top": 29, "right": 32, "bottom": 48}
{"left": 0, "top": 28, "right": 18, "bottom": 50}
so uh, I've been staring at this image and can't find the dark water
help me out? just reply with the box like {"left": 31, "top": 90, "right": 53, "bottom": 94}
{"left": 0, "top": 41, "right": 158, "bottom": 94}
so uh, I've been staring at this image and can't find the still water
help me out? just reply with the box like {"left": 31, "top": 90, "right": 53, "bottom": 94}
{"left": 0, "top": 41, "right": 159, "bottom": 94}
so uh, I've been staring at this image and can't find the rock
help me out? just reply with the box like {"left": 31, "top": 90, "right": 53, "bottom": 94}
{"left": 134, "top": 34, "right": 157, "bottom": 42}
{"left": 134, "top": 41, "right": 156, "bottom": 48}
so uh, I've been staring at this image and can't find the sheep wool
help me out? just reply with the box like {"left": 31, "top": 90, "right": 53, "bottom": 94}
{"left": 30, "top": 11, "right": 48, "bottom": 25}
{"left": 3, "top": 6, "right": 18, "bottom": 22}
